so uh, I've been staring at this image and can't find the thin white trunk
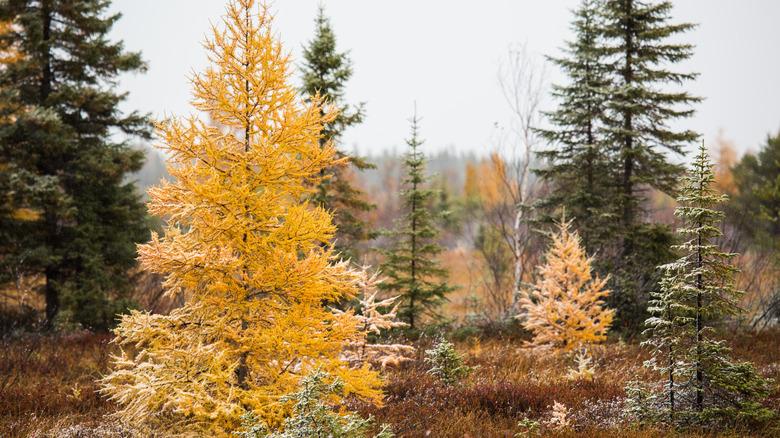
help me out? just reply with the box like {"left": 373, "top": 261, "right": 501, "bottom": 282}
{"left": 512, "top": 207, "right": 523, "bottom": 315}
{"left": 496, "top": 43, "right": 546, "bottom": 320}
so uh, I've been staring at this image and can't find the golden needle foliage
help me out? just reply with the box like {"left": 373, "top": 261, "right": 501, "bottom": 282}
{"left": 518, "top": 217, "right": 613, "bottom": 351}
{"left": 474, "top": 153, "right": 514, "bottom": 209}
{"left": 0, "top": 21, "right": 21, "bottom": 64}
{"left": 100, "top": 1, "right": 382, "bottom": 434}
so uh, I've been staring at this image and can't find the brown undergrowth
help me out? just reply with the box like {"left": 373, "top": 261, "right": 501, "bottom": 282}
{"left": 1, "top": 331, "right": 778, "bottom": 437}
{"left": 0, "top": 332, "right": 115, "bottom": 437}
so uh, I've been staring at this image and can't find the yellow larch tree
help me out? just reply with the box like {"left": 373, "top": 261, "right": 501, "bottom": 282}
{"left": 100, "top": 0, "right": 382, "bottom": 434}
{"left": 518, "top": 216, "right": 614, "bottom": 351}
{"left": 712, "top": 132, "right": 738, "bottom": 196}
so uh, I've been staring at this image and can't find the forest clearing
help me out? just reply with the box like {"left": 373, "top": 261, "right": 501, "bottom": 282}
{"left": 1, "top": 0, "right": 779, "bottom": 437}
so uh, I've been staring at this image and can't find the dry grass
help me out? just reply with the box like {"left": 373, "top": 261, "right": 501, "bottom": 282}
{"left": 0, "top": 332, "right": 115, "bottom": 437}
{"left": 354, "top": 339, "right": 636, "bottom": 437}
{"left": 355, "top": 334, "right": 780, "bottom": 437}
{"left": 1, "top": 331, "right": 778, "bottom": 437}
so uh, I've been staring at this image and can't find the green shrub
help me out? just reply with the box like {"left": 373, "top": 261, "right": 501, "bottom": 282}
{"left": 424, "top": 337, "right": 473, "bottom": 385}
{"left": 235, "top": 369, "right": 393, "bottom": 438}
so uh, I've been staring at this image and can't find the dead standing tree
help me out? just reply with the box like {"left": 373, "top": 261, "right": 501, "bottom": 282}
{"left": 493, "top": 43, "right": 547, "bottom": 318}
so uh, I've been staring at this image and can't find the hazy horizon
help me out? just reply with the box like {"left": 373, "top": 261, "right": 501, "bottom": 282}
{"left": 111, "top": 0, "right": 780, "bottom": 158}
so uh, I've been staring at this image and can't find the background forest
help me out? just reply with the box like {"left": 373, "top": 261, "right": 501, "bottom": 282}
{"left": 1, "top": 0, "right": 779, "bottom": 437}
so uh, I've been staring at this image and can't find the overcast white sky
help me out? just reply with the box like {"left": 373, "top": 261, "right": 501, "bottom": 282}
{"left": 110, "top": 0, "right": 780, "bottom": 157}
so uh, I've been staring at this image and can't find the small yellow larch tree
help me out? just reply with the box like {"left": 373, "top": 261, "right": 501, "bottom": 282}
{"left": 333, "top": 269, "right": 416, "bottom": 370}
{"left": 518, "top": 216, "right": 613, "bottom": 351}
{"left": 545, "top": 401, "right": 571, "bottom": 430}
{"left": 100, "top": 1, "right": 382, "bottom": 435}
{"left": 565, "top": 349, "right": 596, "bottom": 381}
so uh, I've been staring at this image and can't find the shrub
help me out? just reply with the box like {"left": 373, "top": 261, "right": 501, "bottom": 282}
{"left": 624, "top": 380, "right": 661, "bottom": 426}
{"left": 566, "top": 349, "right": 596, "bottom": 381}
{"left": 235, "top": 370, "right": 393, "bottom": 438}
{"left": 545, "top": 401, "right": 571, "bottom": 430}
{"left": 424, "top": 337, "right": 473, "bottom": 385}
{"left": 514, "top": 416, "right": 542, "bottom": 437}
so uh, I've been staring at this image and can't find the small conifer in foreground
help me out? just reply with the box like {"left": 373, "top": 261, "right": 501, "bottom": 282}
{"left": 519, "top": 216, "right": 614, "bottom": 351}
{"left": 642, "top": 143, "right": 772, "bottom": 426}
{"left": 424, "top": 337, "right": 472, "bottom": 385}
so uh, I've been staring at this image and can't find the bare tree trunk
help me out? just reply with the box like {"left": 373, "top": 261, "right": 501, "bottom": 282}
{"left": 695, "top": 226, "right": 703, "bottom": 412}
{"left": 41, "top": 0, "right": 59, "bottom": 329}
{"left": 695, "top": 178, "right": 704, "bottom": 412}
{"left": 668, "top": 341, "right": 675, "bottom": 422}
{"left": 495, "top": 43, "right": 546, "bottom": 319}
{"left": 511, "top": 208, "right": 523, "bottom": 314}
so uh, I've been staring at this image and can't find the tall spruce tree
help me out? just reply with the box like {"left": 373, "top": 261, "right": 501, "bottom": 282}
{"left": 0, "top": 0, "right": 151, "bottom": 329}
{"left": 301, "top": 6, "right": 373, "bottom": 261}
{"left": 378, "top": 112, "right": 453, "bottom": 330}
{"left": 643, "top": 144, "right": 772, "bottom": 425}
{"left": 536, "top": 0, "right": 615, "bottom": 252}
{"left": 601, "top": 0, "right": 700, "bottom": 242}
{"left": 599, "top": 0, "right": 701, "bottom": 329}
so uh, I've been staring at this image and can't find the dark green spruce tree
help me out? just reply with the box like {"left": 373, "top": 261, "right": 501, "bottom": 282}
{"left": 378, "top": 112, "right": 454, "bottom": 330}
{"left": 643, "top": 144, "right": 772, "bottom": 426}
{"left": 0, "top": 0, "right": 151, "bottom": 330}
{"left": 730, "top": 130, "right": 780, "bottom": 254}
{"left": 536, "top": 0, "right": 615, "bottom": 253}
{"left": 599, "top": 0, "right": 701, "bottom": 329}
{"left": 300, "top": 6, "right": 373, "bottom": 261}
{"left": 726, "top": 131, "right": 780, "bottom": 327}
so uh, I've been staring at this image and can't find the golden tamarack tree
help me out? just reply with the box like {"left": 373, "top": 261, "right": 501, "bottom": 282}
{"left": 100, "top": 1, "right": 382, "bottom": 434}
{"left": 518, "top": 217, "right": 614, "bottom": 350}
